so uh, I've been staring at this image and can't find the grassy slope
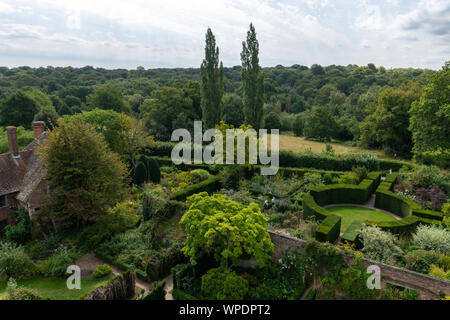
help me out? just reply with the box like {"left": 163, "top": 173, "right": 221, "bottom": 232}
{"left": 326, "top": 206, "right": 398, "bottom": 232}
{"left": 0, "top": 275, "right": 114, "bottom": 300}
{"left": 267, "top": 134, "right": 389, "bottom": 158}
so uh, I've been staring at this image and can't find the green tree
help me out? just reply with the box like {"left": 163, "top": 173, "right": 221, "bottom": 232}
{"left": 292, "top": 113, "right": 306, "bottom": 137}
{"left": 264, "top": 112, "right": 281, "bottom": 130}
{"left": 241, "top": 23, "right": 264, "bottom": 130}
{"left": 409, "top": 62, "right": 450, "bottom": 168}
{"left": 38, "top": 118, "right": 128, "bottom": 229}
{"left": 67, "top": 109, "right": 151, "bottom": 164}
{"left": 87, "top": 85, "right": 131, "bottom": 114}
{"left": 303, "top": 106, "right": 338, "bottom": 140}
{"left": 0, "top": 91, "right": 39, "bottom": 128}
{"left": 200, "top": 28, "right": 224, "bottom": 128}
{"left": 222, "top": 94, "right": 244, "bottom": 127}
{"left": 201, "top": 267, "right": 248, "bottom": 300}
{"left": 359, "top": 82, "right": 421, "bottom": 156}
{"left": 34, "top": 105, "right": 59, "bottom": 127}
{"left": 180, "top": 192, "right": 273, "bottom": 268}
{"left": 140, "top": 87, "right": 194, "bottom": 140}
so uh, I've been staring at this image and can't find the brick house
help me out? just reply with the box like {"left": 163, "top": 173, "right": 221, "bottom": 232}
{"left": 0, "top": 121, "right": 48, "bottom": 228}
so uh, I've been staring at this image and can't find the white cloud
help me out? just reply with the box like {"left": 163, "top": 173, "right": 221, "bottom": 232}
{"left": 0, "top": 0, "right": 448, "bottom": 69}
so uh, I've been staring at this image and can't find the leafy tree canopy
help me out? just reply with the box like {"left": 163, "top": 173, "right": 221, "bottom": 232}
{"left": 180, "top": 192, "right": 274, "bottom": 268}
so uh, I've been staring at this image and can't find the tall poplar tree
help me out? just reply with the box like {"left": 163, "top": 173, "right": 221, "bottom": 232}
{"left": 241, "top": 23, "right": 264, "bottom": 130}
{"left": 200, "top": 28, "right": 224, "bottom": 129}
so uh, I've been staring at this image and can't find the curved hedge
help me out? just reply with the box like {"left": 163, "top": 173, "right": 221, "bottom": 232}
{"left": 303, "top": 170, "right": 442, "bottom": 236}
{"left": 315, "top": 215, "right": 341, "bottom": 243}
{"left": 147, "top": 142, "right": 414, "bottom": 172}
{"left": 303, "top": 172, "right": 382, "bottom": 221}
{"left": 374, "top": 190, "right": 421, "bottom": 218}
{"left": 365, "top": 215, "right": 419, "bottom": 234}
{"left": 373, "top": 178, "right": 443, "bottom": 229}
{"left": 302, "top": 193, "right": 329, "bottom": 220}
{"left": 310, "top": 184, "right": 370, "bottom": 206}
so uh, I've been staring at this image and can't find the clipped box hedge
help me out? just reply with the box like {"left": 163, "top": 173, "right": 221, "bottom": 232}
{"left": 302, "top": 193, "right": 331, "bottom": 220}
{"left": 365, "top": 215, "right": 419, "bottom": 234}
{"left": 147, "top": 141, "right": 414, "bottom": 172}
{"left": 377, "top": 181, "right": 393, "bottom": 192}
{"left": 310, "top": 184, "right": 370, "bottom": 206}
{"left": 169, "top": 175, "right": 222, "bottom": 201}
{"left": 412, "top": 209, "right": 444, "bottom": 222}
{"left": 374, "top": 190, "right": 421, "bottom": 218}
{"left": 315, "top": 214, "right": 341, "bottom": 243}
{"left": 384, "top": 172, "right": 399, "bottom": 184}
{"left": 341, "top": 220, "right": 364, "bottom": 248}
{"left": 277, "top": 166, "right": 344, "bottom": 178}
{"left": 379, "top": 159, "right": 414, "bottom": 171}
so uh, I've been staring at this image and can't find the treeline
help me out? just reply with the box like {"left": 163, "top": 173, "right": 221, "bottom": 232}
{"left": 0, "top": 26, "right": 448, "bottom": 167}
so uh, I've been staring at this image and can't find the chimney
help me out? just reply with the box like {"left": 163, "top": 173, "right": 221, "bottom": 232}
{"left": 6, "top": 126, "right": 19, "bottom": 158}
{"left": 32, "top": 121, "right": 45, "bottom": 139}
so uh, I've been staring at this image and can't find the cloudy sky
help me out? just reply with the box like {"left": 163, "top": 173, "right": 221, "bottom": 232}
{"left": 0, "top": 0, "right": 448, "bottom": 69}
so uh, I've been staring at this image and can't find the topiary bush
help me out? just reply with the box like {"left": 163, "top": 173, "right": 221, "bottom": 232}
{"left": 147, "top": 157, "right": 161, "bottom": 183}
{"left": 201, "top": 267, "right": 248, "bottom": 300}
{"left": 93, "top": 264, "right": 112, "bottom": 278}
{"left": 133, "top": 161, "right": 147, "bottom": 185}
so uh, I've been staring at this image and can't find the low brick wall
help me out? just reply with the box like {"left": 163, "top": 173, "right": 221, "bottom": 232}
{"left": 269, "top": 231, "right": 450, "bottom": 300}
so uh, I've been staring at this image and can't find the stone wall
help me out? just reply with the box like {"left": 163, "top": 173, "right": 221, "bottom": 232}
{"left": 83, "top": 270, "right": 136, "bottom": 300}
{"left": 269, "top": 231, "right": 450, "bottom": 300}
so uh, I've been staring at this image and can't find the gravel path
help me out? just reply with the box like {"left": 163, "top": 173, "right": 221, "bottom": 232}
{"left": 164, "top": 274, "right": 174, "bottom": 300}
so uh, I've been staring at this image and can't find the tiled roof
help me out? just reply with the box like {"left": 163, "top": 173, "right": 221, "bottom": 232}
{"left": 0, "top": 132, "right": 47, "bottom": 197}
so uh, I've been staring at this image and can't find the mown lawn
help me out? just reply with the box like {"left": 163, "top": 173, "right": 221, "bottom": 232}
{"left": 266, "top": 134, "right": 390, "bottom": 158}
{"left": 325, "top": 205, "right": 399, "bottom": 232}
{"left": 0, "top": 275, "right": 114, "bottom": 300}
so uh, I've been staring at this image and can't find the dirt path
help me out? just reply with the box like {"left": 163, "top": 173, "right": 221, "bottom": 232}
{"left": 164, "top": 274, "right": 174, "bottom": 300}
{"left": 76, "top": 253, "right": 153, "bottom": 294}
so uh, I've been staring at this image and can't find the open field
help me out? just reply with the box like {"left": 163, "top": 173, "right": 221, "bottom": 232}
{"left": 266, "top": 134, "right": 391, "bottom": 159}
{"left": 325, "top": 205, "right": 399, "bottom": 232}
{"left": 0, "top": 275, "right": 114, "bottom": 300}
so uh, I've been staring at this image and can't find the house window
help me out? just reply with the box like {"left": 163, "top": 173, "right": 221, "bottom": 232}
{"left": 0, "top": 195, "right": 7, "bottom": 208}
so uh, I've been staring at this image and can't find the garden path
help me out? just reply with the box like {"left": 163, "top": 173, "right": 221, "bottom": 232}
{"left": 163, "top": 274, "right": 174, "bottom": 300}
{"left": 76, "top": 253, "right": 153, "bottom": 294}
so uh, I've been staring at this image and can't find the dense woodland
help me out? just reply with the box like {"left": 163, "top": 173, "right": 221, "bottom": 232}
{"left": 0, "top": 23, "right": 449, "bottom": 302}
{"left": 0, "top": 57, "right": 447, "bottom": 164}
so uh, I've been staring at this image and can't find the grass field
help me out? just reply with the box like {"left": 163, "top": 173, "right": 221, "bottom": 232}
{"left": 266, "top": 133, "right": 389, "bottom": 158}
{"left": 0, "top": 275, "right": 114, "bottom": 300}
{"left": 325, "top": 205, "right": 399, "bottom": 232}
